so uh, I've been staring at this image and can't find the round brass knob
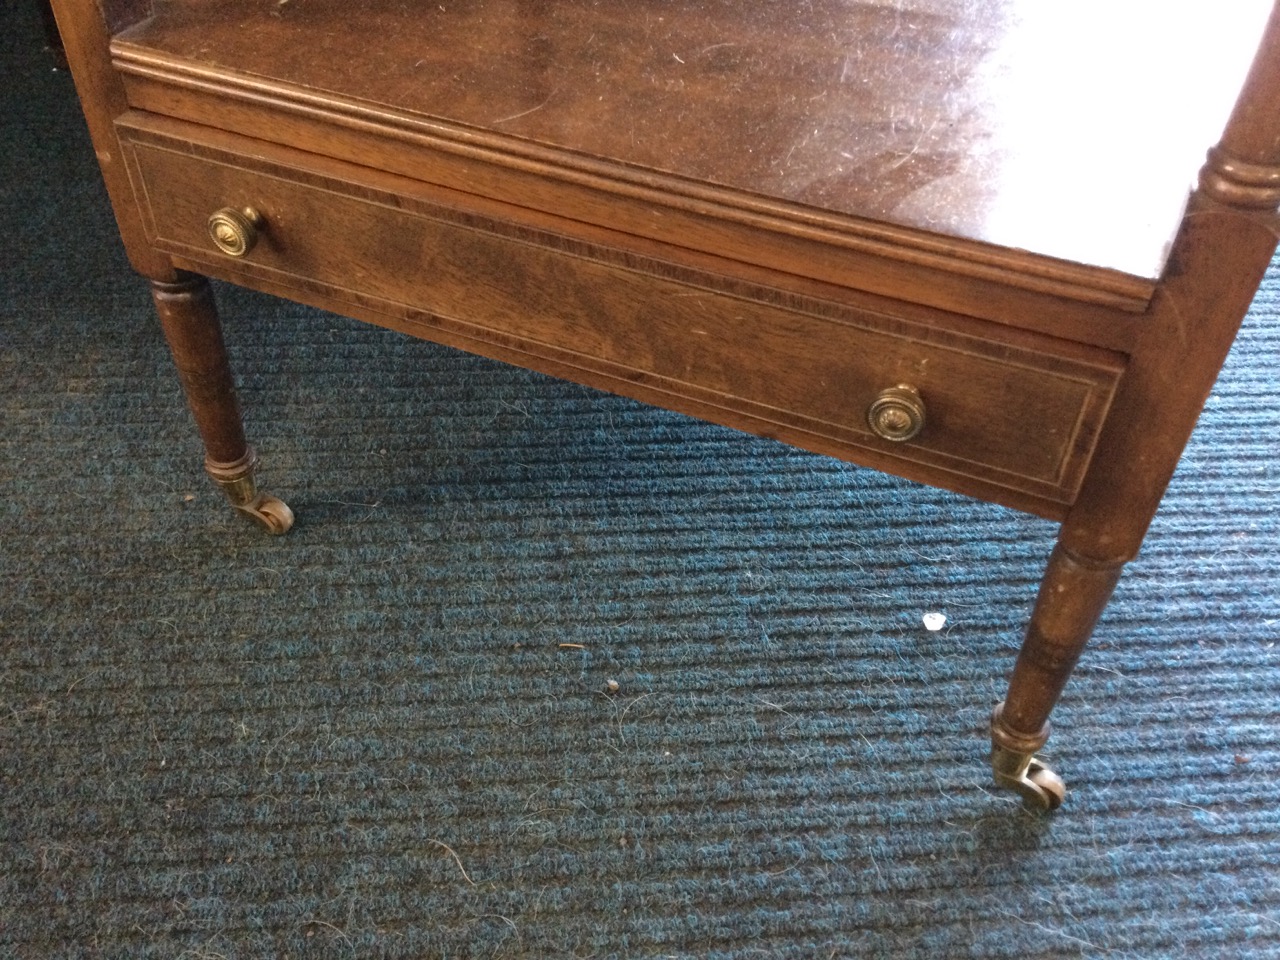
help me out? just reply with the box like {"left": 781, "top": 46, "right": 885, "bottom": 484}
{"left": 207, "top": 206, "right": 262, "bottom": 258}
{"left": 867, "top": 384, "right": 926, "bottom": 442}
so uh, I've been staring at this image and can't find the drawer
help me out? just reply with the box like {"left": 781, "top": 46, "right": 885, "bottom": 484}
{"left": 117, "top": 114, "right": 1123, "bottom": 514}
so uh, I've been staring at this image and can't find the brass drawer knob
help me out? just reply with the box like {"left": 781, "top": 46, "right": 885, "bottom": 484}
{"left": 207, "top": 206, "right": 262, "bottom": 258}
{"left": 868, "top": 384, "right": 926, "bottom": 442}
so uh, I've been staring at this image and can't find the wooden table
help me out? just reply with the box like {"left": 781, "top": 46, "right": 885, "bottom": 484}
{"left": 50, "top": 0, "right": 1280, "bottom": 810}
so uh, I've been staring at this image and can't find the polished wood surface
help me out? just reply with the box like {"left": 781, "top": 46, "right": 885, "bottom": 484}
{"left": 149, "top": 272, "right": 247, "bottom": 466}
{"left": 48, "top": 0, "right": 1280, "bottom": 809}
{"left": 119, "top": 112, "right": 1123, "bottom": 512}
{"left": 115, "top": 0, "right": 1272, "bottom": 279}
{"left": 111, "top": 49, "right": 1162, "bottom": 328}
{"left": 47, "top": 0, "right": 173, "bottom": 278}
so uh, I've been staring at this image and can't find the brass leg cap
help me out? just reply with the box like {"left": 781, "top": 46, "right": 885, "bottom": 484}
{"left": 206, "top": 448, "right": 294, "bottom": 535}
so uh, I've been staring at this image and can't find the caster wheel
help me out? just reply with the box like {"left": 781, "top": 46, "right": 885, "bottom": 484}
{"left": 991, "top": 743, "right": 1067, "bottom": 812}
{"left": 1023, "top": 759, "right": 1066, "bottom": 812}
{"left": 238, "top": 494, "right": 295, "bottom": 535}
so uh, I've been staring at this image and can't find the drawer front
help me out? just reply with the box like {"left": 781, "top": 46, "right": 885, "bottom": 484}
{"left": 118, "top": 116, "right": 1122, "bottom": 511}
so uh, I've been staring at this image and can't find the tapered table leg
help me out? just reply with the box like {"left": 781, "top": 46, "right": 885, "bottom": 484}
{"left": 150, "top": 272, "right": 293, "bottom": 534}
{"left": 991, "top": 543, "right": 1123, "bottom": 810}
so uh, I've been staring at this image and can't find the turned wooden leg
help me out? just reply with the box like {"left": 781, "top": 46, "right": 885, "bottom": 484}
{"left": 150, "top": 272, "right": 293, "bottom": 534}
{"left": 991, "top": 542, "right": 1123, "bottom": 811}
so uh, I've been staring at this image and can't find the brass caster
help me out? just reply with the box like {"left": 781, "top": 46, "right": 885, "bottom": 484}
{"left": 992, "top": 746, "right": 1066, "bottom": 812}
{"left": 234, "top": 493, "right": 295, "bottom": 535}
{"left": 206, "top": 448, "right": 294, "bottom": 535}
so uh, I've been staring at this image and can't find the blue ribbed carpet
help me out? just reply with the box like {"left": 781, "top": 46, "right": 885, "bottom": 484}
{"left": 3, "top": 6, "right": 1279, "bottom": 958}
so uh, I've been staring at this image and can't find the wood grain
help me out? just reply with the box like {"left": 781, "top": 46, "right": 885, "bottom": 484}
{"left": 149, "top": 272, "right": 248, "bottom": 465}
{"left": 112, "top": 0, "right": 1271, "bottom": 280}
{"left": 46, "top": 0, "right": 170, "bottom": 278}
{"left": 118, "top": 115, "right": 1124, "bottom": 511}
{"left": 109, "top": 44, "right": 1156, "bottom": 323}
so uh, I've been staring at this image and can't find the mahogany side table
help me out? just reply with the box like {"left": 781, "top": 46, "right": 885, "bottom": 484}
{"left": 49, "top": 0, "right": 1280, "bottom": 810}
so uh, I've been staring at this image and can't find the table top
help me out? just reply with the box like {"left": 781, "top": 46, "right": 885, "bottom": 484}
{"left": 118, "top": 0, "right": 1273, "bottom": 279}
